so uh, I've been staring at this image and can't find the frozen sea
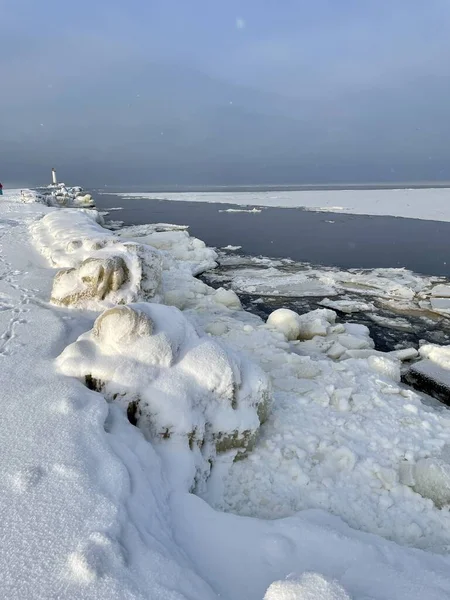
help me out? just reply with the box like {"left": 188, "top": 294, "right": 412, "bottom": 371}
{"left": 95, "top": 189, "right": 450, "bottom": 352}
{"left": 96, "top": 190, "right": 450, "bottom": 276}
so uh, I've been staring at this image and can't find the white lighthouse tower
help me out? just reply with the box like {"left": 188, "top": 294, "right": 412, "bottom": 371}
{"left": 51, "top": 168, "right": 58, "bottom": 186}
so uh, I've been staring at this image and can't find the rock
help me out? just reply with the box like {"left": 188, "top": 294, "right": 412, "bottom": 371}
{"left": 50, "top": 244, "right": 162, "bottom": 308}
{"left": 57, "top": 303, "right": 271, "bottom": 489}
{"left": 51, "top": 255, "right": 129, "bottom": 306}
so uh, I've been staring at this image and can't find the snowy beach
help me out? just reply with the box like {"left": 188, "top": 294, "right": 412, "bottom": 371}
{"left": 4, "top": 187, "right": 450, "bottom": 599}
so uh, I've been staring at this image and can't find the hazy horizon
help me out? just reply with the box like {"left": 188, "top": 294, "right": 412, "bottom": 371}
{"left": 3, "top": 1, "right": 450, "bottom": 186}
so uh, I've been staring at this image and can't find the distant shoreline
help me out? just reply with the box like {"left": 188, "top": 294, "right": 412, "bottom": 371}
{"left": 96, "top": 181, "right": 450, "bottom": 194}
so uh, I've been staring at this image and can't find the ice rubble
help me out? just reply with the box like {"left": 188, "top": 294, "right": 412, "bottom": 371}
{"left": 57, "top": 303, "right": 270, "bottom": 490}
{"left": 19, "top": 184, "right": 95, "bottom": 208}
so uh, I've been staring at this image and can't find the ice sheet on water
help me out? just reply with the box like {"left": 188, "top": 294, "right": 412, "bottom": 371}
{"left": 206, "top": 254, "right": 447, "bottom": 324}
{"left": 111, "top": 187, "right": 450, "bottom": 222}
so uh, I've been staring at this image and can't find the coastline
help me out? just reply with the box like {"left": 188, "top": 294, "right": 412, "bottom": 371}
{"left": 3, "top": 187, "right": 450, "bottom": 599}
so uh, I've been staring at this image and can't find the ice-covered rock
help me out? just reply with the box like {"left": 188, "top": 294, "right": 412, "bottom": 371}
{"left": 264, "top": 572, "right": 351, "bottom": 600}
{"left": 57, "top": 304, "right": 271, "bottom": 489}
{"left": 50, "top": 243, "right": 163, "bottom": 308}
{"left": 25, "top": 184, "right": 96, "bottom": 208}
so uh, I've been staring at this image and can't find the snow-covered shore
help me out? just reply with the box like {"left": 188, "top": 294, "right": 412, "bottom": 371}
{"left": 112, "top": 187, "right": 450, "bottom": 222}
{"left": 3, "top": 187, "right": 450, "bottom": 599}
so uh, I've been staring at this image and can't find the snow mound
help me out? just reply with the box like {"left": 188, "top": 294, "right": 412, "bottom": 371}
{"left": 264, "top": 573, "right": 351, "bottom": 600}
{"left": 56, "top": 303, "right": 271, "bottom": 490}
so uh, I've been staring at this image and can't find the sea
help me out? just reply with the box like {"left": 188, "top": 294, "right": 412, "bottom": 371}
{"left": 94, "top": 187, "right": 450, "bottom": 353}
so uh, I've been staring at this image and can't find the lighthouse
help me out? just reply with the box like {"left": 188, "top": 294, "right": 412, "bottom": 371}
{"left": 51, "top": 168, "right": 58, "bottom": 185}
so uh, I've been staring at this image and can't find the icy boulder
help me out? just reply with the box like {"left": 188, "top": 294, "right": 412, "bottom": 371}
{"left": 57, "top": 304, "right": 271, "bottom": 488}
{"left": 50, "top": 243, "right": 163, "bottom": 309}
{"left": 117, "top": 225, "right": 218, "bottom": 275}
{"left": 267, "top": 308, "right": 336, "bottom": 341}
{"left": 264, "top": 573, "right": 351, "bottom": 600}
{"left": 400, "top": 455, "right": 450, "bottom": 508}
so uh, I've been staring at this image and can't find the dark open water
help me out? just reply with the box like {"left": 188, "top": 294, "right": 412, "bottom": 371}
{"left": 96, "top": 193, "right": 450, "bottom": 277}
{"left": 94, "top": 192, "right": 450, "bottom": 355}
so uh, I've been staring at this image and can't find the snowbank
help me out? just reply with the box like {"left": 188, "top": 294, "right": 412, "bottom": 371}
{"left": 111, "top": 187, "right": 450, "bottom": 222}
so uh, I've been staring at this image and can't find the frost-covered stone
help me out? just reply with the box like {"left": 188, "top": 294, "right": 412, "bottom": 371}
{"left": 264, "top": 572, "right": 351, "bottom": 600}
{"left": 50, "top": 244, "right": 162, "bottom": 308}
{"left": 57, "top": 304, "right": 271, "bottom": 489}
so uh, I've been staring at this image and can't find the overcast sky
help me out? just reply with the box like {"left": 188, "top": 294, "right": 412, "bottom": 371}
{"left": 2, "top": 0, "right": 450, "bottom": 186}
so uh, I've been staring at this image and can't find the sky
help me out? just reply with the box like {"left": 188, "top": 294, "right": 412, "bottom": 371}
{"left": 2, "top": 0, "right": 450, "bottom": 187}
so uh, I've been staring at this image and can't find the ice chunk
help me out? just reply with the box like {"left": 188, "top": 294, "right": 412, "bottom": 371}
{"left": 413, "top": 457, "right": 450, "bottom": 508}
{"left": 267, "top": 308, "right": 336, "bottom": 341}
{"left": 430, "top": 297, "right": 450, "bottom": 312}
{"left": 431, "top": 284, "right": 450, "bottom": 297}
{"left": 267, "top": 308, "right": 303, "bottom": 341}
{"left": 367, "top": 355, "right": 401, "bottom": 383}
{"left": 319, "top": 297, "right": 374, "bottom": 313}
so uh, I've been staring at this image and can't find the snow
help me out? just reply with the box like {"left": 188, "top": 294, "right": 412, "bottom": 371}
{"left": 4, "top": 188, "right": 450, "bottom": 599}
{"left": 112, "top": 187, "right": 450, "bottom": 222}
{"left": 264, "top": 573, "right": 351, "bottom": 600}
